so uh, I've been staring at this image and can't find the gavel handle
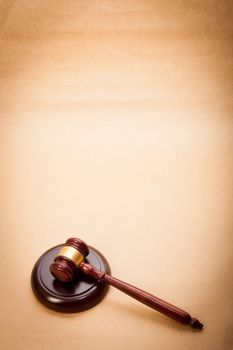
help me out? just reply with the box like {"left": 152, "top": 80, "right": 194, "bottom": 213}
{"left": 80, "top": 262, "right": 203, "bottom": 329}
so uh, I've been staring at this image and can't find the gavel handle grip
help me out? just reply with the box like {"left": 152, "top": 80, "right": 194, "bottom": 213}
{"left": 80, "top": 262, "right": 203, "bottom": 329}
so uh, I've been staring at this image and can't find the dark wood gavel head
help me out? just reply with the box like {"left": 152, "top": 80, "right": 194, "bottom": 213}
{"left": 50, "top": 238, "right": 89, "bottom": 282}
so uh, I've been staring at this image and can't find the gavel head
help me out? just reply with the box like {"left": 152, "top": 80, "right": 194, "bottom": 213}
{"left": 50, "top": 238, "right": 89, "bottom": 283}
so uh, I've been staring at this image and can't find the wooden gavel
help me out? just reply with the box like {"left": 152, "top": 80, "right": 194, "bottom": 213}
{"left": 50, "top": 238, "right": 203, "bottom": 329}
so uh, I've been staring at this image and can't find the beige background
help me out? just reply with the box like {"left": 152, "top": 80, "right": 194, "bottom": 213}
{"left": 0, "top": 1, "right": 233, "bottom": 349}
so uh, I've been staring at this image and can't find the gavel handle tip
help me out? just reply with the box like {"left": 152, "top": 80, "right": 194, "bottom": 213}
{"left": 190, "top": 318, "right": 204, "bottom": 330}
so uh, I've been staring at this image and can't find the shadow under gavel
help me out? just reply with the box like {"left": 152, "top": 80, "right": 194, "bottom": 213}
{"left": 50, "top": 237, "right": 203, "bottom": 330}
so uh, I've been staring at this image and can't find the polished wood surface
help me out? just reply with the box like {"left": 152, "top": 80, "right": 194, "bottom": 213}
{"left": 32, "top": 244, "right": 111, "bottom": 312}
{"left": 0, "top": 1, "right": 232, "bottom": 349}
{"left": 50, "top": 237, "right": 203, "bottom": 328}
{"left": 81, "top": 262, "right": 203, "bottom": 329}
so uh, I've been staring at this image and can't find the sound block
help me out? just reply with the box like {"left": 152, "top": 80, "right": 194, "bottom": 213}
{"left": 31, "top": 244, "right": 111, "bottom": 312}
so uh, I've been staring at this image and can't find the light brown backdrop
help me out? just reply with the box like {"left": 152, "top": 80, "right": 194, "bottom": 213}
{"left": 0, "top": 1, "right": 232, "bottom": 349}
